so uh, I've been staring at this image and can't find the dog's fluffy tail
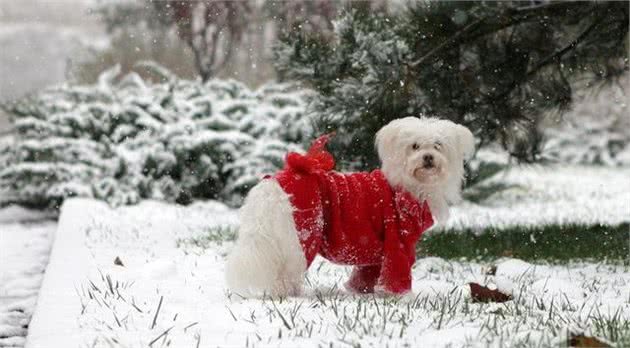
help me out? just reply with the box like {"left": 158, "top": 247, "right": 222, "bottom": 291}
{"left": 225, "top": 179, "right": 307, "bottom": 298}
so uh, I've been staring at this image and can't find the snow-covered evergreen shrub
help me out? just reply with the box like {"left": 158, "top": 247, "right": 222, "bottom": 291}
{"left": 0, "top": 64, "right": 313, "bottom": 208}
{"left": 543, "top": 74, "right": 629, "bottom": 166}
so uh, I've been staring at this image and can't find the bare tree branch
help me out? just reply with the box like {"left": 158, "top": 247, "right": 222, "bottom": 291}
{"left": 152, "top": 1, "right": 251, "bottom": 81}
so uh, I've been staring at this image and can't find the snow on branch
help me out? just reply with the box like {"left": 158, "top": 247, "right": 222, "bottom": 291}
{"left": 0, "top": 64, "right": 315, "bottom": 209}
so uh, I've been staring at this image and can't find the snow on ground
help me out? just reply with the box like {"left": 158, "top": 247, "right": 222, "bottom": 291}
{"left": 0, "top": 207, "right": 56, "bottom": 348}
{"left": 25, "top": 192, "right": 629, "bottom": 347}
{"left": 444, "top": 165, "right": 630, "bottom": 230}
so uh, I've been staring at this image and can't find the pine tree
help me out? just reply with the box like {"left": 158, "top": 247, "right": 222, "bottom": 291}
{"left": 274, "top": 1, "right": 628, "bottom": 170}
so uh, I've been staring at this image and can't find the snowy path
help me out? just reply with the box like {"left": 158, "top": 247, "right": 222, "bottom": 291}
{"left": 24, "top": 198, "right": 630, "bottom": 347}
{"left": 0, "top": 208, "right": 55, "bottom": 348}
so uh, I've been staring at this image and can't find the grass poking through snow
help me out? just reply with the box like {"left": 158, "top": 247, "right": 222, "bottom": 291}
{"left": 73, "top": 200, "right": 629, "bottom": 347}
{"left": 176, "top": 226, "right": 236, "bottom": 249}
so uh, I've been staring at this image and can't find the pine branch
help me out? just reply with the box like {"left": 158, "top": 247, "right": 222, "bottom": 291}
{"left": 490, "top": 11, "right": 608, "bottom": 102}
{"left": 526, "top": 15, "right": 606, "bottom": 79}
{"left": 466, "top": 2, "right": 596, "bottom": 47}
{"left": 408, "top": 2, "right": 591, "bottom": 70}
{"left": 513, "top": 1, "right": 575, "bottom": 12}
{"left": 409, "top": 16, "right": 486, "bottom": 68}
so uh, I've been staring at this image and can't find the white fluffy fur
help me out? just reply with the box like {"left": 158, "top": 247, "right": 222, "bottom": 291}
{"left": 375, "top": 116, "right": 475, "bottom": 223}
{"left": 225, "top": 180, "right": 307, "bottom": 297}
{"left": 226, "top": 116, "right": 474, "bottom": 297}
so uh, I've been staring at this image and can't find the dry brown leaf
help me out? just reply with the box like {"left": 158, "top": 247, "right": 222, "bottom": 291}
{"left": 568, "top": 334, "right": 611, "bottom": 348}
{"left": 469, "top": 282, "right": 512, "bottom": 303}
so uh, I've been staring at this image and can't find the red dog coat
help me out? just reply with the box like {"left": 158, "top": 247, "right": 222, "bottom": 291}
{"left": 272, "top": 135, "right": 434, "bottom": 294}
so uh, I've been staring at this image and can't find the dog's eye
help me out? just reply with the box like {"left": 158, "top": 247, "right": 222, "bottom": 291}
{"left": 434, "top": 141, "right": 442, "bottom": 150}
{"left": 411, "top": 143, "right": 420, "bottom": 150}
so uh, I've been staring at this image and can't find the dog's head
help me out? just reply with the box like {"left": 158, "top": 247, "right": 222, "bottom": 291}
{"left": 375, "top": 116, "right": 474, "bottom": 222}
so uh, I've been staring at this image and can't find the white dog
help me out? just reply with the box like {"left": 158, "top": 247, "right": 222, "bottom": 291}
{"left": 226, "top": 117, "right": 474, "bottom": 297}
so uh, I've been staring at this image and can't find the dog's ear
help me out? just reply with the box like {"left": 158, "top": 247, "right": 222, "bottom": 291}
{"left": 375, "top": 120, "right": 401, "bottom": 163}
{"left": 454, "top": 124, "right": 475, "bottom": 160}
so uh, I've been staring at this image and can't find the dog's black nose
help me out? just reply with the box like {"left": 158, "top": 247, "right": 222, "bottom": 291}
{"left": 423, "top": 154, "right": 434, "bottom": 167}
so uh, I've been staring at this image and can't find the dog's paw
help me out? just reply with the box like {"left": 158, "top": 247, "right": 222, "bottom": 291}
{"left": 344, "top": 280, "right": 375, "bottom": 294}
{"left": 373, "top": 284, "right": 411, "bottom": 297}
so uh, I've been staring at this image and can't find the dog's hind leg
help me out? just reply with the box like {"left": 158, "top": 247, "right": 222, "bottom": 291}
{"left": 225, "top": 179, "right": 307, "bottom": 298}
{"left": 345, "top": 265, "right": 381, "bottom": 294}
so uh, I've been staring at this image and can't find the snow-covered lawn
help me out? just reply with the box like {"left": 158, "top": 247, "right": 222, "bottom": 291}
{"left": 444, "top": 164, "right": 630, "bottom": 230}
{"left": 0, "top": 207, "right": 56, "bottom": 348}
{"left": 24, "top": 162, "right": 630, "bottom": 347}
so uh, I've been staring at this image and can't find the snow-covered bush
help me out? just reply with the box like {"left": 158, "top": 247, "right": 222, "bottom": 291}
{"left": 543, "top": 75, "right": 629, "bottom": 166}
{"left": 0, "top": 64, "right": 313, "bottom": 208}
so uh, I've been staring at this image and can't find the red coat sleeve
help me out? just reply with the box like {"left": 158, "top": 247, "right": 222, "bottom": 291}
{"left": 376, "top": 194, "right": 434, "bottom": 295}
{"left": 376, "top": 227, "right": 415, "bottom": 294}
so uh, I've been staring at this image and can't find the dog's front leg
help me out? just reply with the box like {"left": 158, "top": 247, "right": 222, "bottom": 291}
{"left": 374, "top": 256, "right": 413, "bottom": 295}
{"left": 345, "top": 265, "right": 381, "bottom": 294}
{"left": 374, "top": 231, "right": 414, "bottom": 295}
